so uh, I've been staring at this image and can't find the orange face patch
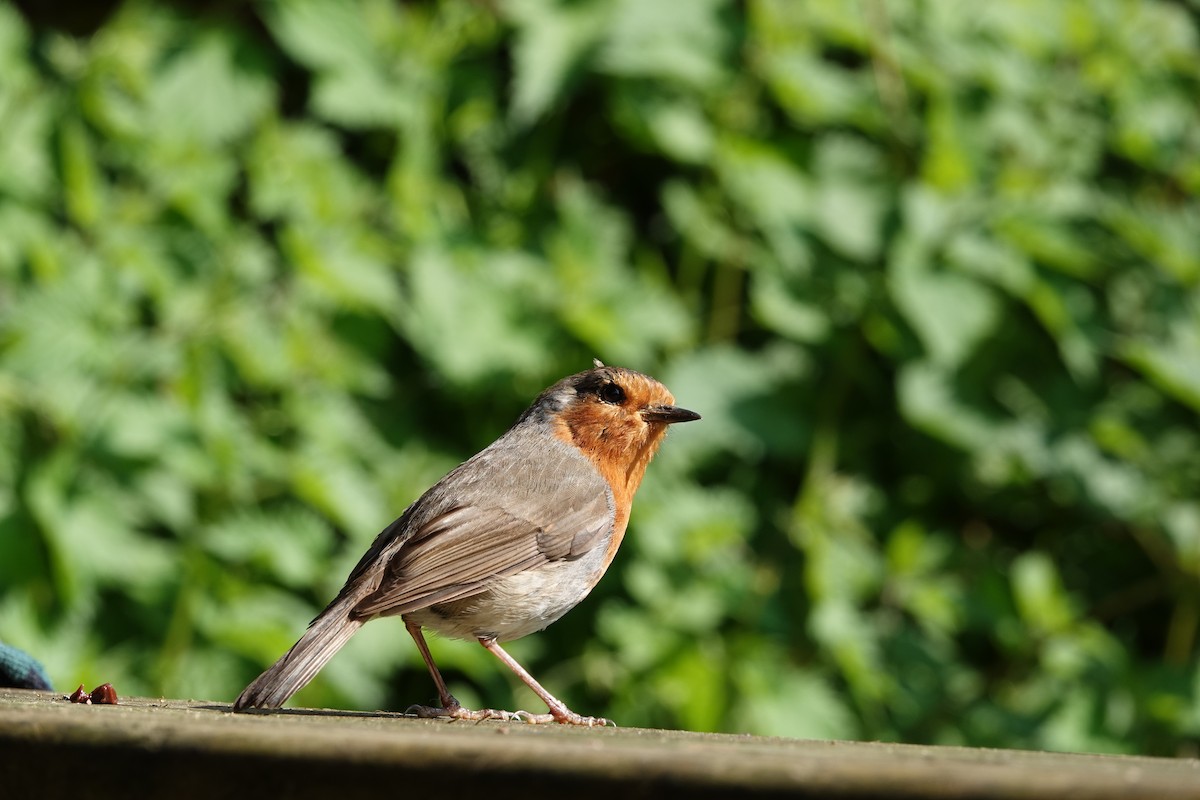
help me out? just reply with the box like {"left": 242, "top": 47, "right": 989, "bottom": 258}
{"left": 550, "top": 369, "right": 678, "bottom": 563}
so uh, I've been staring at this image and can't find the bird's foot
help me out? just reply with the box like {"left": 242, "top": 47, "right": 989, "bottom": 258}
{"left": 406, "top": 702, "right": 521, "bottom": 722}
{"left": 405, "top": 700, "right": 613, "bottom": 727}
{"left": 515, "top": 709, "right": 615, "bottom": 727}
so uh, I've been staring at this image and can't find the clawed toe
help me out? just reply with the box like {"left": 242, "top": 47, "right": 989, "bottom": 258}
{"left": 406, "top": 703, "right": 520, "bottom": 722}
{"left": 514, "top": 708, "right": 615, "bottom": 727}
{"left": 555, "top": 712, "right": 615, "bottom": 727}
{"left": 405, "top": 703, "right": 613, "bottom": 727}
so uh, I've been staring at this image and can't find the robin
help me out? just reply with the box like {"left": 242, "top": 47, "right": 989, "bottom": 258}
{"left": 234, "top": 360, "right": 699, "bottom": 726}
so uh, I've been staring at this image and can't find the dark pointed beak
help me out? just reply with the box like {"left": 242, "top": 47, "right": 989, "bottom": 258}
{"left": 642, "top": 405, "right": 701, "bottom": 424}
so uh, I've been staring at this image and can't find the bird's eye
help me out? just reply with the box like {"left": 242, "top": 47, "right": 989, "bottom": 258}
{"left": 598, "top": 382, "right": 626, "bottom": 405}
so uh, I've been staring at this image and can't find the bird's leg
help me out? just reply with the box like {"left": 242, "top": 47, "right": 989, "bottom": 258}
{"left": 479, "top": 637, "right": 614, "bottom": 727}
{"left": 404, "top": 619, "right": 458, "bottom": 710}
{"left": 402, "top": 618, "right": 518, "bottom": 722}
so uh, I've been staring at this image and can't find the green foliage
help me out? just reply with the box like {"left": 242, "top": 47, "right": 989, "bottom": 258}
{"left": 1, "top": 0, "right": 1199, "bottom": 756}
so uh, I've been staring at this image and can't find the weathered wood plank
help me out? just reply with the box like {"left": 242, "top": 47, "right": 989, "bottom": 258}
{"left": 0, "top": 688, "right": 1196, "bottom": 799}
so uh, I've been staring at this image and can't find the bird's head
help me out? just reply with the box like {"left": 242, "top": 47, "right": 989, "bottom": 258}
{"left": 527, "top": 361, "right": 699, "bottom": 502}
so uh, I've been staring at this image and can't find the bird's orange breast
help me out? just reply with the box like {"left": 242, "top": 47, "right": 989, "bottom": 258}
{"left": 550, "top": 408, "right": 669, "bottom": 569}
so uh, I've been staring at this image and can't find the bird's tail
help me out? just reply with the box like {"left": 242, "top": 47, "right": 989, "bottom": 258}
{"left": 233, "top": 594, "right": 365, "bottom": 711}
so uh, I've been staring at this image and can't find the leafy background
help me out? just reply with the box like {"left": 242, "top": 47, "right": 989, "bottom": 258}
{"left": 1, "top": 0, "right": 1199, "bottom": 756}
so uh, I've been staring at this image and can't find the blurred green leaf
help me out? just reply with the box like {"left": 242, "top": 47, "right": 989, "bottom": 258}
{"left": 203, "top": 507, "right": 333, "bottom": 588}
{"left": 598, "top": 0, "right": 728, "bottom": 89}
{"left": 1011, "top": 553, "right": 1075, "bottom": 636}
{"left": 890, "top": 246, "right": 1002, "bottom": 368}
{"left": 1122, "top": 317, "right": 1200, "bottom": 413}
{"left": 735, "top": 661, "right": 858, "bottom": 740}
{"left": 399, "top": 246, "right": 554, "bottom": 384}
{"left": 504, "top": 0, "right": 610, "bottom": 125}
{"left": 146, "top": 35, "right": 274, "bottom": 146}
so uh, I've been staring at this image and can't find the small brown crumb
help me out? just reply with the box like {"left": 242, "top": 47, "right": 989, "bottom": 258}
{"left": 90, "top": 683, "right": 118, "bottom": 705}
{"left": 67, "top": 684, "right": 90, "bottom": 704}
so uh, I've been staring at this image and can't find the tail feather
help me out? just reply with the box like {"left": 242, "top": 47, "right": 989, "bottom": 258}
{"left": 234, "top": 597, "right": 365, "bottom": 711}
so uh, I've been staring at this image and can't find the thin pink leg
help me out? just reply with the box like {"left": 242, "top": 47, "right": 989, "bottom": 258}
{"left": 479, "top": 637, "right": 613, "bottom": 727}
{"left": 404, "top": 618, "right": 457, "bottom": 709}
{"left": 402, "top": 618, "right": 517, "bottom": 722}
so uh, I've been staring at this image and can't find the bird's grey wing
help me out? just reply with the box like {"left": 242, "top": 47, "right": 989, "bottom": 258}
{"left": 350, "top": 488, "right": 612, "bottom": 618}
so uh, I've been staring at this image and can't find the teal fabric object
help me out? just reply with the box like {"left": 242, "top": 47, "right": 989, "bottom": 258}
{"left": 0, "top": 643, "right": 53, "bottom": 691}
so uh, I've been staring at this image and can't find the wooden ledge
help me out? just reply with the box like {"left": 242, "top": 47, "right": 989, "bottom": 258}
{"left": 0, "top": 688, "right": 1196, "bottom": 799}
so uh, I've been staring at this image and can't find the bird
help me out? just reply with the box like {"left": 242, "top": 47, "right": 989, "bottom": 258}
{"left": 233, "top": 360, "right": 699, "bottom": 726}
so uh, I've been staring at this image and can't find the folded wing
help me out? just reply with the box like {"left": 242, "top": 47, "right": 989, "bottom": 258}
{"left": 351, "top": 490, "right": 612, "bottom": 618}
